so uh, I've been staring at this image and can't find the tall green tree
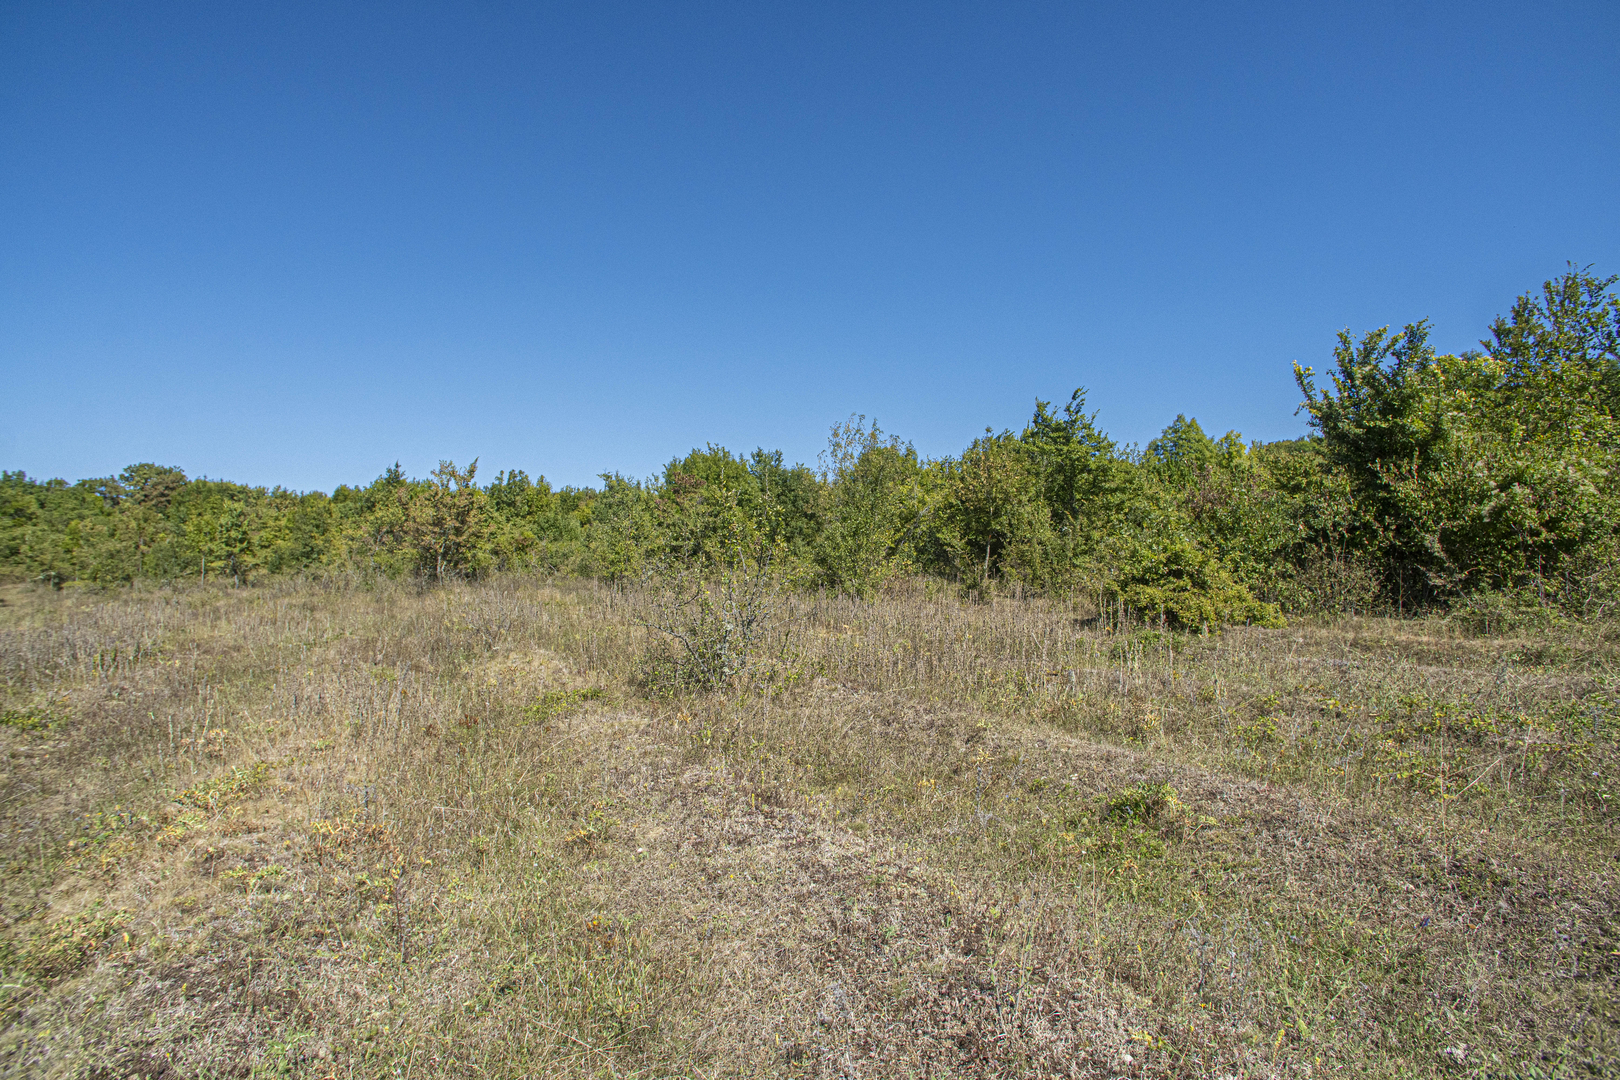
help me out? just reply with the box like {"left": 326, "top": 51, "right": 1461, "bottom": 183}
{"left": 935, "top": 431, "right": 1052, "bottom": 586}
{"left": 1296, "top": 267, "right": 1620, "bottom": 607}
{"left": 814, "top": 417, "right": 925, "bottom": 597}
{"left": 391, "top": 460, "right": 490, "bottom": 581}
{"left": 185, "top": 497, "right": 259, "bottom": 585}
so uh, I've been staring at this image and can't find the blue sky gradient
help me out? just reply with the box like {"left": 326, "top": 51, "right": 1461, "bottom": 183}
{"left": 3, "top": 1, "right": 1617, "bottom": 490}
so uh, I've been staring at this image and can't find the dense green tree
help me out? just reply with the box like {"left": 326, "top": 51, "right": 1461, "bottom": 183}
{"left": 482, "top": 470, "right": 581, "bottom": 571}
{"left": 654, "top": 445, "right": 765, "bottom": 566}
{"left": 1296, "top": 267, "right": 1620, "bottom": 607}
{"left": 747, "top": 449, "right": 823, "bottom": 559}
{"left": 185, "top": 497, "right": 257, "bottom": 584}
{"left": 1020, "top": 389, "right": 1125, "bottom": 540}
{"left": 363, "top": 460, "right": 490, "bottom": 581}
{"left": 813, "top": 417, "right": 926, "bottom": 597}
{"left": 117, "top": 463, "right": 187, "bottom": 509}
{"left": 1485, "top": 264, "right": 1620, "bottom": 412}
{"left": 586, "top": 473, "right": 656, "bottom": 582}
{"left": 934, "top": 431, "right": 1052, "bottom": 587}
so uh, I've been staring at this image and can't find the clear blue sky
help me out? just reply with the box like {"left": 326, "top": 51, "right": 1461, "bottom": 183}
{"left": 3, "top": 2, "right": 1617, "bottom": 491}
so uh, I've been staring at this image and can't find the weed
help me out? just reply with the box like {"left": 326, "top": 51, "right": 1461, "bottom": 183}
{"left": 175, "top": 761, "right": 271, "bottom": 810}
{"left": 0, "top": 706, "right": 53, "bottom": 731}
{"left": 526, "top": 686, "right": 605, "bottom": 724}
{"left": 1, "top": 904, "right": 130, "bottom": 980}
{"left": 220, "top": 863, "right": 287, "bottom": 891}
{"left": 1102, "top": 781, "right": 1184, "bottom": 826}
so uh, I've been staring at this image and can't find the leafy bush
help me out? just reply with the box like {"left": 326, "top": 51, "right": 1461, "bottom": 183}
{"left": 1102, "top": 782, "right": 1184, "bottom": 826}
{"left": 5, "top": 267, "right": 1617, "bottom": 631}
{"left": 637, "top": 529, "right": 784, "bottom": 694}
{"left": 1448, "top": 588, "right": 1568, "bottom": 635}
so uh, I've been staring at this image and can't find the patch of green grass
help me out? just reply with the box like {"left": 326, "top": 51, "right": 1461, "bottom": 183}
{"left": 65, "top": 807, "right": 148, "bottom": 853}
{"left": 221, "top": 863, "right": 288, "bottom": 892}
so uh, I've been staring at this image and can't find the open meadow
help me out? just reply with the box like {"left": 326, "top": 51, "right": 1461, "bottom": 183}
{"left": 0, "top": 576, "right": 1615, "bottom": 1078}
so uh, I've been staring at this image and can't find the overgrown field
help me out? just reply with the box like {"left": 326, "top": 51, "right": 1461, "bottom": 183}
{"left": 0, "top": 577, "right": 1615, "bottom": 1078}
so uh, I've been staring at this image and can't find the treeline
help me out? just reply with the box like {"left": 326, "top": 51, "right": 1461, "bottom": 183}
{"left": 5, "top": 267, "right": 1618, "bottom": 626}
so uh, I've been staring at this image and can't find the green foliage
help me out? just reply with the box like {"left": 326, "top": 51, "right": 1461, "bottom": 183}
{"left": 4, "top": 266, "right": 1616, "bottom": 628}
{"left": 812, "top": 416, "right": 925, "bottom": 597}
{"left": 175, "top": 762, "right": 272, "bottom": 811}
{"left": 638, "top": 520, "right": 785, "bottom": 693}
{"left": 1, "top": 904, "right": 130, "bottom": 980}
{"left": 117, "top": 463, "right": 188, "bottom": 511}
{"left": 747, "top": 448, "right": 823, "bottom": 559}
{"left": 365, "top": 459, "right": 491, "bottom": 581}
{"left": 586, "top": 473, "right": 656, "bottom": 583}
{"left": 934, "top": 430, "right": 1049, "bottom": 586}
{"left": 0, "top": 707, "right": 53, "bottom": 732}
{"left": 482, "top": 469, "right": 582, "bottom": 572}
{"left": 1022, "top": 388, "right": 1124, "bottom": 538}
{"left": 1296, "top": 266, "right": 1620, "bottom": 611}
{"left": 185, "top": 495, "right": 258, "bottom": 584}
{"left": 1101, "top": 521, "right": 1285, "bottom": 629}
{"left": 526, "top": 687, "right": 606, "bottom": 724}
{"left": 1102, "top": 782, "right": 1184, "bottom": 826}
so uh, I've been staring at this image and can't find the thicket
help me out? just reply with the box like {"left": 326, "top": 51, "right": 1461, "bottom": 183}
{"left": 5, "top": 267, "right": 1617, "bottom": 626}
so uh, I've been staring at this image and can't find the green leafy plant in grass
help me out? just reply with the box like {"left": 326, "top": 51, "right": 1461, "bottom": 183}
{"left": 638, "top": 518, "right": 785, "bottom": 694}
{"left": 564, "top": 799, "right": 619, "bottom": 853}
{"left": 1024, "top": 782, "right": 1192, "bottom": 870}
{"left": 0, "top": 707, "right": 53, "bottom": 732}
{"left": 221, "top": 863, "right": 287, "bottom": 892}
{"left": 526, "top": 687, "right": 605, "bottom": 725}
{"left": 0, "top": 904, "right": 130, "bottom": 980}
{"left": 1234, "top": 716, "right": 1281, "bottom": 749}
{"left": 1103, "top": 782, "right": 1184, "bottom": 826}
{"left": 175, "top": 762, "right": 271, "bottom": 810}
{"left": 65, "top": 807, "right": 147, "bottom": 854}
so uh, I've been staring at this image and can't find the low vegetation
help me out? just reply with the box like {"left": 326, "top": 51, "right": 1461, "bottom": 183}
{"left": 0, "top": 575, "right": 1614, "bottom": 1077}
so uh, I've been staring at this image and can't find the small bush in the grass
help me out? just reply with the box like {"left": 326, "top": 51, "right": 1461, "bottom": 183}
{"left": 563, "top": 800, "right": 619, "bottom": 853}
{"left": 1449, "top": 587, "right": 1567, "bottom": 635}
{"left": 1103, "top": 782, "right": 1183, "bottom": 826}
{"left": 637, "top": 535, "right": 784, "bottom": 694}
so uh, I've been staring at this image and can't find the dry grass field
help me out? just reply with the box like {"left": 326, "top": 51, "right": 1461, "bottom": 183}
{"left": 0, "top": 576, "right": 1615, "bottom": 1078}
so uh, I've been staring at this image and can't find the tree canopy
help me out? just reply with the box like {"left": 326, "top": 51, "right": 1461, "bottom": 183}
{"left": 7, "top": 267, "right": 1617, "bottom": 625}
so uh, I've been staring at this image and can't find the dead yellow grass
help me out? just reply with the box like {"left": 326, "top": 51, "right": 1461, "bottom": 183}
{"left": 0, "top": 576, "right": 1614, "bottom": 1078}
